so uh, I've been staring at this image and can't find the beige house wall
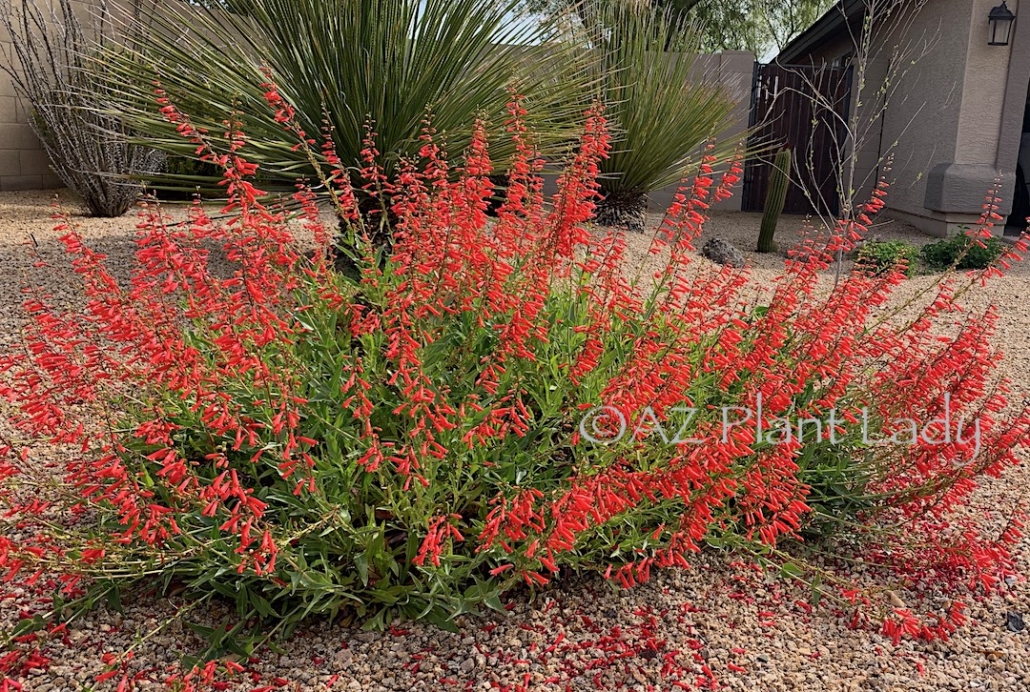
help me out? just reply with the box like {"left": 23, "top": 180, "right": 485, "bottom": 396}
{"left": 781, "top": 0, "right": 1025, "bottom": 237}
{"left": 957, "top": 0, "right": 1015, "bottom": 164}
{"left": 879, "top": 0, "right": 975, "bottom": 230}
{"left": 885, "top": 0, "right": 1019, "bottom": 236}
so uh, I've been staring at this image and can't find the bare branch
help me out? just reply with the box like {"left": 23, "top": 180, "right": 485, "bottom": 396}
{"left": 0, "top": 0, "right": 164, "bottom": 217}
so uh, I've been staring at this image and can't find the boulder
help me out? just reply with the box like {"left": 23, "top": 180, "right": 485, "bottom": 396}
{"left": 701, "top": 237, "right": 745, "bottom": 268}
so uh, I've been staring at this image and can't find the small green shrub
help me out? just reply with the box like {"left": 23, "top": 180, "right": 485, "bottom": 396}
{"left": 164, "top": 156, "right": 222, "bottom": 179}
{"left": 922, "top": 232, "right": 1005, "bottom": 270}
{"left": 855, "top": 240, "right": 920, "bottom": 277}
{"left": 153, "top": 156, "right": 227, "bottom": 200}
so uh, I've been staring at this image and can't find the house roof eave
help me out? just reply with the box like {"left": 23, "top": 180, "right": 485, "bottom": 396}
{"left": 774, "top": 0, "right": 867, "bottom": 65}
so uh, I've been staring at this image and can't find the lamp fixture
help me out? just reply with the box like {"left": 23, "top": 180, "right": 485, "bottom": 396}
{"left": 989, "top": 1, "right": 1016, "bottom": 46}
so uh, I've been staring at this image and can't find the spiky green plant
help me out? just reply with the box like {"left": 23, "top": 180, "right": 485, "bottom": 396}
{"left": 96, "top": 0, "right": 591, "bottom": 217}
{"left": 586, "top": 1, "right": 737, "bottom": 231}
{"left": 757, "top": 148, "right": 792, "bottom": 253}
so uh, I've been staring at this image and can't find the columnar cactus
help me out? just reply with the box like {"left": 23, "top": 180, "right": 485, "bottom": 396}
{"left": 757, "top": 148, "right": 792, "bottom": 253}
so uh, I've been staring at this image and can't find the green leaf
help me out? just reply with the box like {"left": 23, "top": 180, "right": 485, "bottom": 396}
{"left": 10, "top": 615, "right": 47, "bottom": 639}
{"left": 252, "top": 593, "right": 277, "bottom": 619}
{"left": 361, "top": 609, "right": 388, "bottom": 632}
{"left": 484, "top": 594, "right": 505, "bottom": 613}
{"left": 354, "top": 554, "right": 369, "bottom": 587}
{"left": 811, "top": 574, "right": 824, "bottom": 608}
{"left": 779, "top": 562, "right": 804, "bottom": 581}
{"left": 185, "top": 621, "right": 217, "bottom": 640}
{"left": 106, "top": 585, "right": 123, "bottom": 614}
{"left": 423, "top": 607, "right": 462, "bottom": 633}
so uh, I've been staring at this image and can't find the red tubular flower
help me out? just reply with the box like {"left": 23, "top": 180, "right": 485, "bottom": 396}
{"left": 0, "top": 81, "right": 1026, "bottom": 667}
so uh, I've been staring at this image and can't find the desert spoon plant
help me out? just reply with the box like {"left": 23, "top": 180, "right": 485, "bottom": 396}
{"left": 757, "top": 147, "right": 792, "bottom": 252}
{"left": 0, "top": 0, "right": 163, "bottom": 217}
{"left": 98, "top": 0, "right": 591, "bottom": 246}
{"left": 587, "top": 0, "right": 736, "bottom": 231}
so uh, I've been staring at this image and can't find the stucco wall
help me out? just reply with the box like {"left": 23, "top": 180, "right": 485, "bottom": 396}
{"left": 884, "top": 0, "right": 1019, "bottom": 235}
{"left": 957, "top": 1, "right": 1015, "bottom": 164}
{"left": 996, "top": 0, "right": 1030, "bottom": 216}
{"left": 877, "top": 0, "right": 971, "bottom": 224}
{"left": 778, "top": 0, "right": 1025, "bottom": 236}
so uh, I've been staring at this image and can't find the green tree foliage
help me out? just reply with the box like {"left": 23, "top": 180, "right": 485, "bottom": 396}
{"left": 524, "top": 0, "right": 836, "bottom": 55}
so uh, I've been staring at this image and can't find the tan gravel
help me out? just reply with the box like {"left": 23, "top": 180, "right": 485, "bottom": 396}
{"left": 2, "top": 190, "right": 1029, "bottom": 691}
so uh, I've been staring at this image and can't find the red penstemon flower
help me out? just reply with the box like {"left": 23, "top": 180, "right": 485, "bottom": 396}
{"left": 1, "top": 78, "right": 1028, "bottom": 692}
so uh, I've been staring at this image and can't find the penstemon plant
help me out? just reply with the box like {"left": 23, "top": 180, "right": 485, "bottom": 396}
{"left": 0, "top": 81, "right": 1028, "bottom": 688}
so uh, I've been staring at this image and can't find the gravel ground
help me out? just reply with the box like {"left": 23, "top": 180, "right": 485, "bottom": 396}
{"left": 1, "top": 190, "right": 1029, "bottom": 691}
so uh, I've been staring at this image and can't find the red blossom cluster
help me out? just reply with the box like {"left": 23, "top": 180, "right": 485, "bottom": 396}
{"left": 0, "top": 81, "right": 1028, "bottom": 690}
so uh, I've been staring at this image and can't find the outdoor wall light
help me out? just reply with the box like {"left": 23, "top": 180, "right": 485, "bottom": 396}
{"left": 989, "top": 1, "right": 1016, "bottom": 46}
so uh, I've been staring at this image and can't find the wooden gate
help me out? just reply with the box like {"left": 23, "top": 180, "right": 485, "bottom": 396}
{"left": 742, "top": 63, "right": 854, "bottom": 216}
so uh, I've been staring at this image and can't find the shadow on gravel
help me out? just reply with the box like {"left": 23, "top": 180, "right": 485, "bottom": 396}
{"left": 0, "top": 226, "right": 240, "bottom": 329}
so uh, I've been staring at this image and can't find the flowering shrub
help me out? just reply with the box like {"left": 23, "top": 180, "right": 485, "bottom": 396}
{"left": 0, "top": 84, "right": 1028, "bottom": 678}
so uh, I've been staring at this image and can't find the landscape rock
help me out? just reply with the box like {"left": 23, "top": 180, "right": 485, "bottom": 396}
{"left": 701, "top": 237, "right": 745, "bottom": 267}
